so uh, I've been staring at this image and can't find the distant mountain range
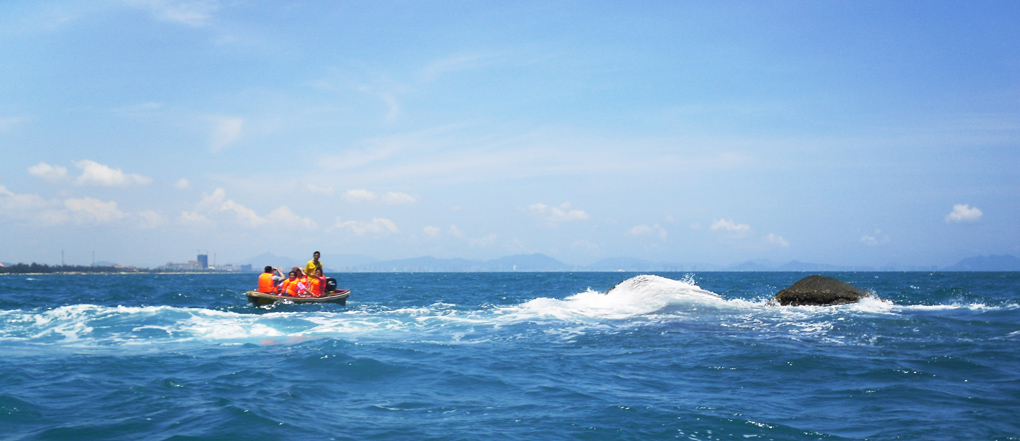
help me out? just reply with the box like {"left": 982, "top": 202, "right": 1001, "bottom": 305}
{"left": 236, "top": 253, "right": 1020, "bottom": 272}
{"left": 943, "top": 254, "right": 1020, "bottom": 271}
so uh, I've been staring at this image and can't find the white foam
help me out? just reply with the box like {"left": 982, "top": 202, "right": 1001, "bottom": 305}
{"left": 1, "top": 275, "right": 1014, "bottom": 348}
{"left": 496, "top": 274, "right": 729, "bottom": 322}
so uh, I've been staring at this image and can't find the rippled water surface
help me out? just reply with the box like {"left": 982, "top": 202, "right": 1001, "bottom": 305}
{"left": 2, "top": 272, "right": 1018, "bottom": 440}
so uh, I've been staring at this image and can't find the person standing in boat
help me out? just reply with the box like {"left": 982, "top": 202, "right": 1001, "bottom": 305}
{"left": 257, "top": 266, "right": 285, "bottom": 294}
{"left": 304, "top": 251, "right": 322, "bottom": 278}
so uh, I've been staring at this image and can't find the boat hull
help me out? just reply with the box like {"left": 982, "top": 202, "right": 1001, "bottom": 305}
{"left": 245, "top": 289, "right": 350, "bottom": 306}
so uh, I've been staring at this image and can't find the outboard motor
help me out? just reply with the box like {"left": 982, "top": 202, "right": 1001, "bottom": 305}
{"left": 325, "top": 277, "right": 337, "bottom": 292}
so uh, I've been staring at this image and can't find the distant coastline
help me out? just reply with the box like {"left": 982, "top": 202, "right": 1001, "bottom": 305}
{"left": 3, "top": 253, "right": 1019, "bottom": 274}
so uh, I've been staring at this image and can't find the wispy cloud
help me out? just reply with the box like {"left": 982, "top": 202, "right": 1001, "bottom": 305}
{"left": 469, "top": 233, "right": 498, "bottom": 247}
{"left": 0, "top": 116, "right": 28, "bottom": 131}
{"left": 356, "top": 85, "right": 407, "bottom": 124}
{"left": 0, "top": 184, "right": 51, "bottom": 214}
{"left": 184, "top": 188, "right": 316, "bottom": 229}
{"left": 342, "top": 189, "right": 416, "bottom": 204}
{"left": 74, "top": 160, "right": 152, "bottom": 186}
{"left": 710, "top": 218, "right": 750, "bottom": 233}
{"left": 28, "top": 160, "right": 152, "bottom": 187}
{"left": 763, "top": 233, "right": 789, "bottom": 248}
{"left": 123, "top": 0, "right": 219, "bottom": 27}
{"left": 135, "top": 210, "right": 164, "bottom": 229}
{"left": 945, "top": 204, "right": 983, "bottom": 223}
{"left": 421, "top": 52, "right": 498, "bottom": 82}
{"left": 193, "top": 188, "right": 263, "bottom": 227}
{"left": 860, "top": 229, "right": 890, "bottom": 246}
{"left": 528, "top": 202, "right": 589, "bottom": 226}
{"left": 267, "top": 206, "right": 318, "bottom": 230}
{"left": 28, "top": 162, "right": 69, "bottom": 183}
{"left": 629, "top": 223, "right": 668, "bottom": 239}
{"left": 307, "top": 183, "right": 334, "bottom": 196}
{"left": 179, "top": 210, "right": 213, "bottom": 227}
{"left": 331, "top": 217, "right": 400, "bottom": 236}
{"left": 210, "top": 116, "right": 244, "bottom": 152}
{"left": 63, "top": 197, "right": 126, "bottom": 225}
{"left": 1, "top": 184, "right": 133, "bottom": 227}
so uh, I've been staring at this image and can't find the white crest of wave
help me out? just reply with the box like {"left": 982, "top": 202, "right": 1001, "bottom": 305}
{"left": 1, "top": 304, "right": 294, "bottom": 344}
{"left": 504, "top": 274, "right": 726, "bottom": 321}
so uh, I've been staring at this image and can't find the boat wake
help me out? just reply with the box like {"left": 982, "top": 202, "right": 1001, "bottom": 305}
{"left": 0, "top": 275, "right": 1013, "bottom": 350}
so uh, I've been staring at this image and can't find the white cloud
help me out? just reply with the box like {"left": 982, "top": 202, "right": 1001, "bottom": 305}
{"left": 28, "top": 162, "right": 69, "bottom": 183}
{"left": 64, "top": 197, "right": 126, "bottom": 225}
{"left": 0, "top": 116, "right": 27, "bottom": 131}
{"left": 220, "top": 199, "right": 264, "bottom": 227}
{"left": 210, "top": 116, "right": 244, "bottom": 151}
{"left": 382, "top": 192, "right": 416, "bottom": 204}
{"left": 763, "top": 233, "right": 789, "bottom": 248}
{"left": 945, "top": 204, "right": 983, "bottom": 223}
{"left": 192, "top": 188, "right": 264, "bottom": 227}
{"left": 266, "top": 206, "right": 318, "bottom": 230}
{"left": 860, "top": 229, "right": 890, "bottom": 246}
{"left": 74, "top": 160, "right": 152, "bottom": 187}
{"left": 0, "top": 184, "right": 50, "bottom": 213}
{"left": 381, "top": 93, "right": 401, "bottom": 123}
{"left": 123, "top": 0, "right": 218, "bottom": 27}
{"left": 136, "top": 210, "right": 163, "bottom": 229}
{"left": 711, "top": 218, "right": 751, "bottom": 233}
{"left": 449, "top": 225, "right": 465, "bottom": 237}
{"left": 469, "top": 233, "right": 498, "bottom": 247}
{"left": 175, "top": 178, "right": 191, "bottom": 190}
{"left": 332, "top": 217, "right": 400, "bottom": 236}
{"left": 307, "top": 183, "right": 334, "bottom": 196}
{"left": 421, "top": 52, "right": 497, "bottom": 81}
{"left": 423, "top": 225, "right": 441, "bottom": 236}
{"left": 342, "top": 189, "right": 416, "bottom": 204}
{"left": 1, "top": 184, "right": 127, "bottom": 226}
{"left": 179, "top": 210, "right": 213, "bottom": 226}
{"left": 355, "top": 85, "right": 404, "bottom": 123}
{"left": 117, "top": 101, "right": 164, "bottom": 113}
{"left": 528, "top": 202, "right": 590, "bottom": 225}
{"left": 629, "top": 223, "right": 668, "bottom": 239}
{"left": 343, "top": 189, "right": 377, "bottom": 202}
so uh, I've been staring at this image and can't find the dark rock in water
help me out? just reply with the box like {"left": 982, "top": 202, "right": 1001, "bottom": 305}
{"left": 772, "top": 275, "right": 881, "bottom": 306}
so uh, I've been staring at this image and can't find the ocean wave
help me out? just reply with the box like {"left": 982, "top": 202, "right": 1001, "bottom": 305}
{"left": 497, "top": 274, "right": 730, "bottom": 322}
{"left": 1, "top": 275, "right": 1015, "bottom": 349}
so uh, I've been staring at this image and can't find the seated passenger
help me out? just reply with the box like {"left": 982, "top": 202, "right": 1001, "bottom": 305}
{"left": 257, "top": 266, "right": 285, "bottom": 293}
{"left": 280, "top": 271, "right": 300, "bottom": 296}
{"left": 308, "top": 268, "right": 327, "bottom": 297}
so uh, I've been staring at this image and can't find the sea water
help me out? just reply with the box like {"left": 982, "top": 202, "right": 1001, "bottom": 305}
{"left": 1, "top": 272, "right": 1017, "bottom": 440}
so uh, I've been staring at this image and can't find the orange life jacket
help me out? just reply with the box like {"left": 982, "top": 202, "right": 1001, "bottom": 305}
{"left": 282, "top": 278, "right": 299, "bottom": 296}
{"left": 258, "top": 273, "right": 276, "bottom": 293}
{"left": 308, "top": 276, "right": 324, "bottom": 296}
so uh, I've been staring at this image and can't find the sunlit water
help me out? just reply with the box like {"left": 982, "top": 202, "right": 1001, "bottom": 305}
{"left": 2, "top": 272, "right": 1018, "bottom": 440}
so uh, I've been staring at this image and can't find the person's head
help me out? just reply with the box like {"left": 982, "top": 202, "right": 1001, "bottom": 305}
{"left": 315, "top": 268, "right": 323, "bottom": 276}
{"left": 264, "top": 266, "right": 273, "bottom": 273}
{"left": 288, "top": 271, "right": 297, "bottom": 279}
{"left": 313, "top": 251, "right": 320, "bottom": 261}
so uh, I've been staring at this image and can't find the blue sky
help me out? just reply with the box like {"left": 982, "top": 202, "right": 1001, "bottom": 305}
{"left": 1, "top": 0, "right": 1018, "bottom": 268}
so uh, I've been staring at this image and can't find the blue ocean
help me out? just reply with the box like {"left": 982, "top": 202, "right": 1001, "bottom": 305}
{"left": 1, "top": 272, "right": 1018, "bottom": 440}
